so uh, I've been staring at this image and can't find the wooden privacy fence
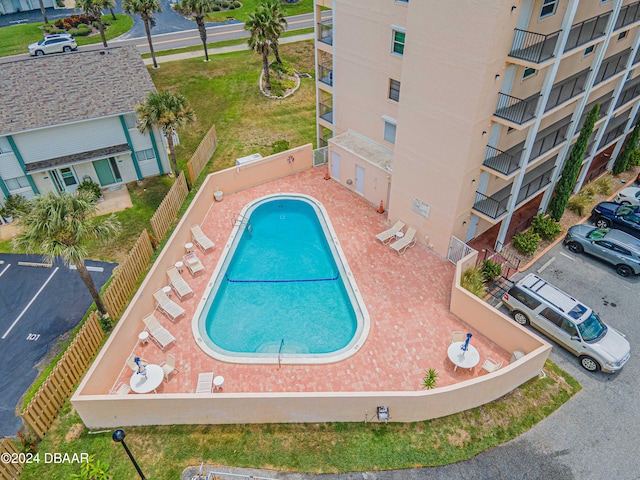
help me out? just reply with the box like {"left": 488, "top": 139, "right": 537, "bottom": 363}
{"left": 186, "top": 124, "right": 218, "bottom": 186}
{"left": 102, "top": 230, "right": 154, "bottom": 319}
{"left": 150, "top": 171, "right": 189, "bottom": 241}
{"left": 0, "top": 437, "right": 22, "bottom": 480}
{"left": 21, "top": 312, "right": 104, "bottom": 439}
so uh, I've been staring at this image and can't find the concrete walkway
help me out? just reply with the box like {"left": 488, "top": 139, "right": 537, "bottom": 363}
{"left": 143, "top": 33, "right": 314, "bottom": 65}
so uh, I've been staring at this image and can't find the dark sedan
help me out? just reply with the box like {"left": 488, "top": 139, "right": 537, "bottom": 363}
{"left": 590, "top": 202, "right": 640, "bottom": 239}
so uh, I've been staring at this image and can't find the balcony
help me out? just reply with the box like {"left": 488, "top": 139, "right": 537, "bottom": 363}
{"left": 509, "top": 29, "right": 559, "bottom": 64}
{"left": 530, "top": 118, "right": 571, "bottom": 159}
{"left": 577, "top": 93, "right": 614, "bottom": 131}
{"left": 319, "top": 62, "right": 333, "bottom": 86}
{"left": 545, "top": 68, "right": 590, "bottom": 112}
{"left": 595, "top": 49, "right": 631, "bottom": 85}
{"left": 564, "top": 12, "right": 610, "bottom": 53}
{"left": 319, "top": 101, "right": 333, "bottom": 124}
{"left": 615, "top": 77, "right": 640, "bottom": 109}
{"left": 483, "top": 145, "right": 519, "bottom": 176}
{"left": 318, "top": 20, "right": 333, "bottom": 46}
{"left": 494, "top": 93, "right": 538, "bottom": 125}
{"left": 472, "top": 191, "right": 511, "bottom": 220}
{"left": 598, "top": 113, "right": 631, "bottom": 149}
{"left": 515, "top": 165, "right": 555, "bottom": 205}
{"left": 615, "top": 1, "right": 640, "bottom": 30}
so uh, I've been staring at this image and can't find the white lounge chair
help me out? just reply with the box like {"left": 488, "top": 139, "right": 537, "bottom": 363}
{"left": 481, "top": 358, "right": 503, "bottom": 374}
{"left": 142, "top": 313, "right": 177, "bottom": 350}
{"left": 183, "top": 252, "right": 205, "bottom": 276}
{"left": 160, "top": 353, "right": 179, "bottom": 382}
{"left": 196, "top": 372, "right": 214, "bottom": 393}
{"left": 109, "top": 382, "right": 131, "bottom": 395}
{"left": 375, "top": 220, "right": 405, "bottom": 244}
{"left": 153, "top": 289, "right": 186, "bottom": 321}
{"left": 450, "top": 331, "right": 464, "bottom": 344}
{"left": 191, "top": 224, "right": 215, "bottom": 253}
{"left": 167, "top": 266, "right": 194, "bottom": 300}
{"left": 390, "top": 227, "right": 417, "bottom": 254}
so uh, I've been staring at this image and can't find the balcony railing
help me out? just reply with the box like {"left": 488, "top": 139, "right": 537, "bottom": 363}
{"left": 495, "top": 92, "right": 538, "bottom": 124}
{"left": 598, "top": 115, "right": 631, "bottom": 149}
{"left": 615, "top": 1, "right": 640, "bottom": 30}
{"left": 472, "top": 192, "right": 510, "bottom": 219}
{"left": 530, "top": 120, "right": 570, "bottom": 159}
{"left": 515, "top": 168, "right": 554, "bottom": 205}
{"left": 319, "top": 132, "right": 332, "bottom": 147}
{"left": 545, "top": 68, "right": 590, "bottom": 112}
{"left": 509, "top": 29, "right": 560, "bottom": 64}
{"left": 615, "top": 78, "right": 640, "bottom": 109}
{"left": 594, "top": 49, "right": 631, "bottom": 85}
{"left": 319, "top": 101, "right": 333, "bottom": 124}
{"left": 564, "top": 12, "right": 610, "bottom": 52}
{"left": 318, "top": 21, "right": 333, "bottom": 46}
{"left": 483, "top": 145, "right": 519, "bottom": 176}
{"left": 319, "top": 62, "right": 333, "bottom": 86}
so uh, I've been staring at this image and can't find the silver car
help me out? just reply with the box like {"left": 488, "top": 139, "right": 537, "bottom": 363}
{"left": 564, "top": 225, "right": 640, "bottom": 277}
{"left": 28, "top": 34, "right": 77, "bottom": 56}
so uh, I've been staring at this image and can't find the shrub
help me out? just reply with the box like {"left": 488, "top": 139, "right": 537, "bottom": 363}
{"left": 531, "top": 214, "right": 561, "bottom": 240}
{"left": 460, "top": 266, "right": 486, "bottom": 298}
{"left": 480, "top": 259, "right": 502, "bottom": 283}
{"left": 421, "top": 368, "right": 438, "bottom": 389}
{"left": 271, "top": 61, "right": 294, "bottom": 75}
{"left": 512, "top": 230, "right": 541, "bottom": 256}
{"left": 1, "top": 194, "right": 28, "bottom": 218}
{"left": 220, "top": 0, "right": 230, "bottom": 7}
{"left": 77, "top": 180, "right": 102, "bottom": 201}
{"left": 232, "top": 1, "right": 241, "bottom": 7}
{"left": 212, "top": 4, "right": 221, "bottom": 10}
{"left": 592, "top": 174, "right": 613, "bottom": 195}
{"left": 228, "top": 3, "right": 235, "bottom": 9}
{"left": 271, "top": 139, "right": 290, "bottom": 154}
{"left": 566, "top": 193, "right": 593, "bottom": 217}
{"left": 629, "top": 149, "right": 640, "bottom": 167}
{"left": 54, "top": 18, "right": 64, "bottom": 28}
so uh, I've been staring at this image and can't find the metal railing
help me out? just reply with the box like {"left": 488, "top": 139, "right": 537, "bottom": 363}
{"left": 318, "top": 62, "right": 333, "bottom": 86}
{"left": 495, "top": 92, "right": 538, "bottom": 124}
{"left": 594, "top": 49, "right": 631, "bottom": 85}
{"left": 615, "top": 78, "right": 640, "bottom": 109}
{"left": 318, "top": 20, "right": 333, "bottom": 45}
{"left": 509, "top": 28, "right": 560, "bottom": 63}
{"left": 564, "top": 12, "right": 610, "bottom": 52}
{"left": 515, "top": 169, "right": 554, "bottom": 205}
{"left": 483, "top": 145, "right": 519, "bottom": 176}
{"left": 319, "top": 101, "right": 333, "bottom": 124}
{"left": 545, "top": 69, "right": 590, "bottom": 112}
{"left": 472, "top": 191, "right": 511, "bottom": 219}
{"left": 615, "top": 0, "right": 640, "bottom": 30}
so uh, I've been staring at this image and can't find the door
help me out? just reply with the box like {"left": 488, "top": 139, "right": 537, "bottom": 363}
{"left": 330, "top": 151, "right": 340, "bottom": 180}
{"left": 355, "top": 165, "right": 365, "bottom": 195}
{"left": 93, "top": 157, "right": 122, "bottom": 186}
{"left": 57, "top": 167, "right": 79, "bottom": 194}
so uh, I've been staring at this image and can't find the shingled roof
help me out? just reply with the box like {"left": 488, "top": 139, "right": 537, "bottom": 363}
{"left": 0, "top": 46, "right": 156, "bottom": 135}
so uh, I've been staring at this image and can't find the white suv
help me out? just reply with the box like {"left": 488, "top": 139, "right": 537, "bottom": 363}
{"left": 28, "top": 34, "right": 77, "bottom": 56}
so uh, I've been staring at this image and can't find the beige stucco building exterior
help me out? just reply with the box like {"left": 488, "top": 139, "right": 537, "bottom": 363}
{"left": 314, "top": 0, "right": 640, "bottom": 257}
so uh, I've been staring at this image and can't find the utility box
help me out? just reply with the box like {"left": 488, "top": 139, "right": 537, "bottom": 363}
{"left": 235, "top": 153, "right": 263, "bottom": 166}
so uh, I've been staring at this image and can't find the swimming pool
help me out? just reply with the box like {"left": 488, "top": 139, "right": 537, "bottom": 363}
{"left": 192, "top": 194, "right": 370, "bottom": 364}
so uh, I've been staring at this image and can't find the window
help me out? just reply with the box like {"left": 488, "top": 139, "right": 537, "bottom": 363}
{"left": 618, "top": 30, "right": 628, "bottom": 40}
{"left": 4, "top": 176, "right": 29, "bottom": 191}
{"left": 389, "top": 79, "right": 401, "bottom": 102}
{"left": 540, "top": 308, "right": 564, "bottom": 327}
{"left": 508, "top": 287, "right": 541, "bottom": 310}
{"left": 391, "top": 28, "right": 405, "bottom": 56}
{"left": 135, "top": 148, "right": 156, "bottom": 163}
{"left": 584, "top": 45, "right": 596, "bottom": 56}
{"left": 395, "top": 0, "right": 408, "bottom": 3}
{"left": 383, "top": 117, "right": 397, "bottom": 144}
{"left": 0, "top": 137, "right": 11, "bottom": 154}
{"left": 540, "top": 0, "right": 558, "bottom": 18}
{"left": 523, "top": 67, "right": 537, "bottom": 80}
{"left": 559, "top": 319, "right": 578, "bottom": 337}
{"left": 124, "top": 114, "right": 137, "bottom": 129}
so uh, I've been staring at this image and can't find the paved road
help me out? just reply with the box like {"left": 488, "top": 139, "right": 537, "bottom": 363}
{"left": 0, "top": 254, "right": 115, "bottom": 437}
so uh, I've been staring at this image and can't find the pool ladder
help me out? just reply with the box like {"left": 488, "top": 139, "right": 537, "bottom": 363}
{"left": 231, "top": 213, "right": 253, "bottom": 235}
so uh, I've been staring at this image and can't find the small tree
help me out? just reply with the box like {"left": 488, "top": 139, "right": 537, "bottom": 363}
{"left": 176, "top": 0, "right": 214, "bottom": 62}
{"left": 547, "top": 104, "right": 600, "bottom": 221}
{"left": 613, "top": 119, "right": 640, "bottom": 175}
{"left": 123, "top": 0, "right": 162, "bottom": 69}
{"left": 263, "top": 0, "right": 287, "bottom": 65}
{"left": 75, "top": 0, "right": 108, "bottom": 47}
{"left": 246, "top": 7, "right": 272, "bottom": 89}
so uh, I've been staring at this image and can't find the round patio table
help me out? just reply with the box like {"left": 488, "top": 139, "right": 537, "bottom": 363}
{"left": 130, "top": 364, "right": 164, "bottom": 394}
{"left": 447, "top": 342, "right": 480, "bottom": 371}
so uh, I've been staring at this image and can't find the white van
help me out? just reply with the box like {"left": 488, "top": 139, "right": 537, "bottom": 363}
{"left": 502, "top": 274, "right": 630, "bottom": 373}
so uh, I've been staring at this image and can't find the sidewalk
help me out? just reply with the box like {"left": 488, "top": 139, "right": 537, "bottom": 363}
{"left": 143, "top": 32, "right": 314, "bottom": 65}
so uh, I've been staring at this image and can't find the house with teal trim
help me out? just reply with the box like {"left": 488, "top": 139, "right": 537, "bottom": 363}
{"left": 0, "top": 45, "right": 170, "bottom": 211}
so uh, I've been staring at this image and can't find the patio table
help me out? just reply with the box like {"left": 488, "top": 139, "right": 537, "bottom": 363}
{"left": 130, "top": 364, "right": 163, "bottom": 393}
{"left": 447, "top": 342, "right": 480, "bottom": 371}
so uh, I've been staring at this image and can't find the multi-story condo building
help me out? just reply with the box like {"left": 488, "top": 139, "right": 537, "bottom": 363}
{"left": 314, "top": 0, "right": 640, "bottom": 258}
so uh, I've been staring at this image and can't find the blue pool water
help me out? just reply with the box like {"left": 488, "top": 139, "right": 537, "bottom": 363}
{"left": 193, "top": 194, "right": 368, "bottom": 363}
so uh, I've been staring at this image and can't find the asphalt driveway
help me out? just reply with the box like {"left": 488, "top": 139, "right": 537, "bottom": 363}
{"left": 0, "top": 254, "right": 115, "bottom": 437}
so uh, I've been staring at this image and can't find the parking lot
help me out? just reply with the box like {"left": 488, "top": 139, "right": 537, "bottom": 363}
{"left": 0, "top": 254, "right": 115, "bottom": 437}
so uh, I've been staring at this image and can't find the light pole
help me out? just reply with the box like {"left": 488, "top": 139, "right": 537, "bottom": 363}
{"left": 112, "top": 429, "right": 147, "bottom": 479}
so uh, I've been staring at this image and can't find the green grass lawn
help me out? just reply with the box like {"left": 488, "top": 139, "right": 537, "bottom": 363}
{"left": 150, "top": 40, "right": 317, "bottom": 174}
{"left": 0, "top": 14, "right": 133, "bottom": 57}
{"left": 17, "top": 361, "right": 579, "bottom": 479}
{"left": 203, "top": 0, "right": 312, "bottom": 23}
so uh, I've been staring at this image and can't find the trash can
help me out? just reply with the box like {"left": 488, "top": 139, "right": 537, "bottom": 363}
{"left": 510, "top": 350, "right": 524, "bottom": 363}
{"left": 214, "top": 190, "right": 223, "bottom": 202}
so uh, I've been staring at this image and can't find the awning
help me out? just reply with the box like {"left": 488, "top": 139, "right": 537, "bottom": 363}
{"left": 25, "top": 144, "right": 131, "bottom": 173}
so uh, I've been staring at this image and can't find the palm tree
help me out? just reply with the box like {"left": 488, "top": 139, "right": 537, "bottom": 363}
{"left": 123, "top": 0, "right": 162, "bottom": 69}
{"left": 246, "top": 7, "right": 273, "bottom": 89}
{"left": 176, "top": 0, "right": 214, "bottom": 62}
{"left": 75, "top": 0, "right": 108, "bottom": 48}
{"left": 136, "top": 90, "right": 195, "bottom": 177}
{"left": 263, "top": 0, "right": 287, "bottom": 65}
{"left": 103, "top": 0, "right": 117, "bottom": 20}
{"left": 12, "top": 193, "right": 120, "bottom": 316}
{"left": 38, "top": 0, "right": 48, "bottom": 24}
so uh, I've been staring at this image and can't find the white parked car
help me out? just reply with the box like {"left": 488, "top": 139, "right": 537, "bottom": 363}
{"left": 615, "top": 186, "right": 640, "bottom": 206}
{"left": 28, "top": 34, "right": 77, "bottom": 56}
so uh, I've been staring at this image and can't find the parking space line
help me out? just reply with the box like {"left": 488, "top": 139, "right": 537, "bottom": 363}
{"left": 0, "top": 264, "right": 10, "bottom": 278}
{"left": 536, "top": 256, "right": 556, "bottom": 274}
{"left": 559, "top": 252, "right": 575, "bottom": 260}
{"left": 1, "top": 267, "right": 59, "bottom": 340}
